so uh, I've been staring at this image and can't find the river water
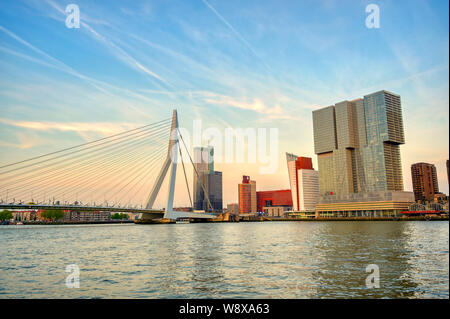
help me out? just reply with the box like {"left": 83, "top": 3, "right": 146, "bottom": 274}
{"left": 0, "top": 221, "right": 448, "bottom": 298}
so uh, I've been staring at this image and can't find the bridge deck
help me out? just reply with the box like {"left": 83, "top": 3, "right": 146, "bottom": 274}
{"left": 1, "top": 204, "right": 217, "bottom": 220}
{"left": 0, "top": 204, "right": 163, "bottom": 214}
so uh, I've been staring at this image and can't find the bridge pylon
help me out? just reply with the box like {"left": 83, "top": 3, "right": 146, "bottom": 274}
{"left": 144, "top": 110, "right": 178, "bottom": 219}
{"left": 140, "top": 110, "right": 216, "bottom": 221}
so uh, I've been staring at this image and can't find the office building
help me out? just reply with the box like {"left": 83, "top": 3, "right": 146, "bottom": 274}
{"left": 313, "top": 91, "right": 405, "bottom": 196}
{"left": 411, "top": 162, "right": 439, "bottom": 202}
{"left": 193, "top": 146, "right": 223, "bottom": 212}
{"left": 286, "top": 153, "right": 319, "bottom": 212}
{"left": 238, "top": 175, "right": 257, "bottom": 214}
{"left": 256, "top": 189, "right": 292, "bottom": 212}
{"left": 312, "top": 90, "right": 414, "bottom": 217}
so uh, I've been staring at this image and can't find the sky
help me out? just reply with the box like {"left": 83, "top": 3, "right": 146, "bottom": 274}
{"left": 0, "top": 0, "right": 449, "bottom": 207}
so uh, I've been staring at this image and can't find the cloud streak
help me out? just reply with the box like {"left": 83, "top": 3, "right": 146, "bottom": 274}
{"left": 44, "top": 0, "right": 170, "bottom": 87}
{"left": 0, "top": 118, "right": 138, "bottom": 136}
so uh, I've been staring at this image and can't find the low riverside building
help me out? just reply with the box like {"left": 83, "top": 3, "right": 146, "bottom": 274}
{"left": 226, "top": 203, "right": 239, "bottom": 215}
{"left": 173, "top": 207, "right": 192, "bottom": 212}
{"left": 315, "top": 191, "right": 414, "bottom": 218}
{"left": 287, "top": 211, "right": 317, "bottom": 219}
{"left": 262, "top": 206, "right": 288, "bottom": 217}
{"left": 12, "top": 210, "right": 38, "bottom": 221}
{"left": 65, "top": 211, "right": 111, "bottom": 222}
{"left": 256, "top": 189, "right": 292, "bottom": 212}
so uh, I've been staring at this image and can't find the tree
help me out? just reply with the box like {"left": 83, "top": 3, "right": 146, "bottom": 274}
{"left": 41, "top": 209, "right": 65, "bottom": 221}
{"left": 111, "top": 213, "right": 128, "bottom": 220}
{"left": 0, "top": 210, "right": 13, "bottom": 221}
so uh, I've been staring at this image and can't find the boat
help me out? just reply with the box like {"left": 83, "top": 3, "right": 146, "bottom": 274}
{"left": 176, "top": 218, "right": 190, "bottom": 224}
{"left": 16, "top": 222, "right": 24, "bottom": 225}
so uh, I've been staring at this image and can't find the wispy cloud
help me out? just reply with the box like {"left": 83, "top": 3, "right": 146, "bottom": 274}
{"left": 201, "top": 0, "right": 272, "bottom": 74}
{"left": 44, "top": 0, "right": 170, "bottom": 87}
{"left": 0, "top": 118, "right": 138, "bottom": 136}
{"left": 0, "top": 25, "right": 167, "bottom": 120}
{"left": 201, "top": 92, "right": 300, "bottom": 121}
{"left": 204, "top": 95, "right": 280, "bottom": 114}
{"left": 0, "top": 132, "right": 44, "bottom": 149}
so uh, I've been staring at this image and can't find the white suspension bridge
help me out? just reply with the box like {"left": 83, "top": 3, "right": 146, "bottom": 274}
{"left": 0, "top": 110, "right": 217, "bottom": 222}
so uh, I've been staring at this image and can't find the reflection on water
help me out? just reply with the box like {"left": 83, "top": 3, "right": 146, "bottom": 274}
{"left": 0, "top": 221, "right": 448, "bottom": 298}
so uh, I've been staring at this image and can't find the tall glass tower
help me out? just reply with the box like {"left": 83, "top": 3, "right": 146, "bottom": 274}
{"left": 312, "top": 90, "right": 405, "bottom": 196}
{"left": 193, "top": 146, "right": 223, "bottom": 212}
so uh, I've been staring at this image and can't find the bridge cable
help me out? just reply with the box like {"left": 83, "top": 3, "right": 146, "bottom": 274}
{"left": 178, "top": 142, "right": 193, "bottom": 208}
{"left": 177, "top": 128, "right": 214, "bottom": 212}
{"left": 47, "top": 141, "right": 169, "bottom": 205}
{"left": 2, "top": 127, "right": 171, "bottom": 191}
{"left": 0, "top": 117, "right": 171, "bottom": 170}
{"left": 7, "top": 139, "right": 167, "bottom": 202}
{"left": 109, "top": 145, "right": 170, "bottom": 206}
{"left": 0, "top": 119, "right": 172, "bottom": 176}
{"left": 4, "top": 128, "right": 170, "bottom": 204}
{"left": 119, "top": 147, "right": 170, "bottom": 207}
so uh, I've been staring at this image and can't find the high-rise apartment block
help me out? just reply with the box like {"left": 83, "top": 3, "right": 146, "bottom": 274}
{"left": 193, "top": 146, "right": 222, "bottom": 212}
{"left": 286, "top": 153, "right": 319, "bottom": 212}
{"left": 238, "top": 175, "right": 257, "bottom": 214}
{"left": 411, "top": 162, "right": 439, "bottom": 202}
{"left": 312, "top": 90, "right": 414, "bottom": 218}
{"left": 313, "top": 90, "right": 404, "bottom": 196}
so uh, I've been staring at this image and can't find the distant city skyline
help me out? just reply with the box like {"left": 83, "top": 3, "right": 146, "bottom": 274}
{"left": 0, "top": 0, "right": 448, "bottom": 206}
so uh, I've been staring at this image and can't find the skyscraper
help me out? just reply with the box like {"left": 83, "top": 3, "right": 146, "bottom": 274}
{"left": 447, "top": 160, "right": 449, "bottom": 187}
{"left": 238, "top": 175, "right": 257, "bottom": 214}
{"left": 286, "top": 153, "right": 319, "bottom": 211}
{"left": 312, "top": 90, "right": 414, "bottom": 218}
{"left": 313, "top": 90, "right": 404, "bottom": 196}
{"left": 193, "top": 146, "right": 222, "bottom": 212}
{"left": 411, "top": 162, "right": 439, "bottom": 202}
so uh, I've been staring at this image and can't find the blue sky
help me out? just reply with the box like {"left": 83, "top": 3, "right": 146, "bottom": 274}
{"left": 0, "top": 0, "right": 449, "bottom": 204}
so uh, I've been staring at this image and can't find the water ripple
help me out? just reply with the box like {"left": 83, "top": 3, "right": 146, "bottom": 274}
{"left": 0, "top": 221, "right": 448, "bottom": 298}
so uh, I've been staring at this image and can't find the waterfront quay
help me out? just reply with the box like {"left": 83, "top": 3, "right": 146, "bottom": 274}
{"left": 1, "top": 206, "right": 447, "bottom": 225}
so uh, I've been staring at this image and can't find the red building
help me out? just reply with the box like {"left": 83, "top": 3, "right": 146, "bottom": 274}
{"left": 296, "top": 156, "right": 313, "bottom": 170}
{"left": 256, "top": 190, "right": 293, "bottom": 212}
{"left": 238, "top": 175, "right": 256, "bottom": 213}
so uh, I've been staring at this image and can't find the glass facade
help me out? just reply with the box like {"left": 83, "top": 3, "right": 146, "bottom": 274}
{"left": 193, "top": 146, "right": 223, "bottom": 212}
{"left": 316, "top": 191, "right": 415, "bottom": 218}
{"left": 317, "top": 152, "right": 335, "bottom": 195}
{"left": 363, "top": 91, "right": 404, "bottom": 191}
{"left": 313, "top": 90, "right": 405, "bottom": 197}
{"left": 312, "top": 106, "right": 337, "bottom": 154}
{"left": 194, "top": 171, "right": 223, "bottom": 212}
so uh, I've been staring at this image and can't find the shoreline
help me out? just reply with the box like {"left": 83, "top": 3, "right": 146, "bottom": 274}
{"left": 1, "top": 215, "right": 447, "bottom": 226}
{"left": 238, "top": 216, "right": 449, "bottom": 222}
{"left": 1, "top": 220, "right": 135, "bottom": 226}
